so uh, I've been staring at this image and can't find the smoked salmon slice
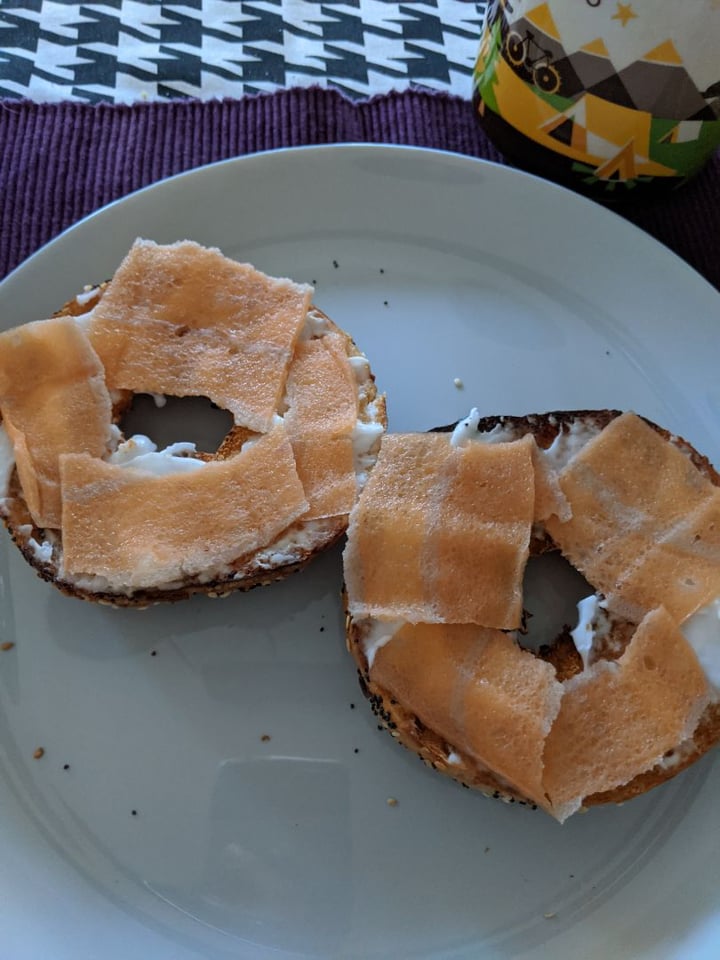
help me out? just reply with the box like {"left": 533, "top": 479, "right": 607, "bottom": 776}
{"left": 344, "top": 432, "right": 535, "bottom": 628}
{"left": 0, "top": 316, "right": 111, "bottom": 528}
{"left": 60, "top": 424, "right": 308, "bottom": 590}
{"left": 88, "top": 240, "right": 313, "bottom": 432}
{"left": 546, "top": 413, "right": 720, "bottom": 622}
{"left": 371, "top": 622, "right": 563, "bottom": 808}
{"left": 284, "top": 333, "right": 359, "bottom": 519}
{"left": 542, "top": 606, "right": 710, "bottom": 821}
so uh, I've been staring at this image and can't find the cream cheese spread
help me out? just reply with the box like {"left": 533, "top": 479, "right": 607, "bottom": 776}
{"left": 301, "top": 308, "right": 330, "bottom": 339}
{"left": 108, "top": 435, "right": 205, "bottom": 475}
{"left": 361, "top": 619, "right": 405, "bottom": 669}
{"left": 450, "top": 408, "right": 519, "bottom": 448}
{"left": 570, "top": 594, "right": 611, "bottom": 669}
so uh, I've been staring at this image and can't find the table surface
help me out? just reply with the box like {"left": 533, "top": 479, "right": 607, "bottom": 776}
{"left": 0, "top": 0, "right": 488, "bottom": 102}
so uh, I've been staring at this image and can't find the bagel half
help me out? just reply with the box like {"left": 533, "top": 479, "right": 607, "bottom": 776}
{"left": 0, "top": 240, "right": 386, "bottom": 606}
{"left": 343, "top": 409, "right": 720, "bottom": 821}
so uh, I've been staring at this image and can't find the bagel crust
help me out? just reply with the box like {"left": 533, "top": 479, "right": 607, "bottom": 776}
{"left": 343, "top": 410, "right": 720, "bottom": 820}
{"left": 0, "top": 241, "right": 386, "bottom": 606}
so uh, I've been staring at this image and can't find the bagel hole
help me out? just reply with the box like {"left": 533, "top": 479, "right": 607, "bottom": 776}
{"left": 119, "top": 394, "right": 234, "bottom": 454}
{"left": 518, "top": 551, "right": 595, "bottom": 655}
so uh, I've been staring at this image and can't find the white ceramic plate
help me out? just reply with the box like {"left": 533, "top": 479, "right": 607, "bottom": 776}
{"left": 1, "top": 146, "right": 719, "bottom": 960}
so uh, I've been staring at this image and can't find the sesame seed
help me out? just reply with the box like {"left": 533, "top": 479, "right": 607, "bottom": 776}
{"left": 386, "top": 797, "right": 398, "bottom": 807}
{"left": 1, "top": 641, "right": 15, "bottom": 651}
{"left": 33, "top": 747, "right": 45, "bottom": 760}
{"left": 260, "top": 734, "right": 271, "bottom": 742}
{"left": 543, "top": 912, "right": 557, "bottom": 920}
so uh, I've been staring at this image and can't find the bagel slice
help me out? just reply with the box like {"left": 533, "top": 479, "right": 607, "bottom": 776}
{"left": 0, "top": 239, "right": 386, "bottom": 606}
{"left": 343, "top": 409, "right": 720, "bottom": 821}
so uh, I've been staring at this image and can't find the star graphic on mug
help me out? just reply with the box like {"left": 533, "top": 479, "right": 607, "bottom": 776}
{"left": 612, "top": 2, "right": 638, "bottom": 26}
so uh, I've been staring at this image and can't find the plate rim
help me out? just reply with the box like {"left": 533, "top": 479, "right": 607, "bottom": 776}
{"left": 2, "top": 142, "right": 718, "bottom": 304}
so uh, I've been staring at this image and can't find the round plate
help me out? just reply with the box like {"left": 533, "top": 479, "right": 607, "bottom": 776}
{"left": 1, "top": 146, "right": 719, "bottom": 960}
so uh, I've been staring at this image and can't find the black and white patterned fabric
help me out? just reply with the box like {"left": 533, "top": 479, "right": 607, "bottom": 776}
{"left": 0, "top": 1, "right": 488, "bottom": 102}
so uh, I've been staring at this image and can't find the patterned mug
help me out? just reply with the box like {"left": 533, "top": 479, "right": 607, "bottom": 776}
{"left": 473, "top": 0, "right": 720, "bottom": 198}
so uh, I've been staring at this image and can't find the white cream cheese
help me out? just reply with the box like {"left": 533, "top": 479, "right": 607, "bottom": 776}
{"left": 539, "top": 420, "right": 601, "bottom": 472}
{"left": 452, "top": 412, "right": 598, "bottom": 462}
{"left": 478, "top": 422, "right": 518, "bottom": 443}
{"left": 681, "top": 597, "right": 720, "bottom": 691}
{"left": 108, "top": 435, "right": 205, "bottom": 475}
{"left": 348, "top": 355, "right": 370, "bottom": 381}
{"left": 656, "top": 739, "right": 696, "bottom": 770}
{"left": 0, "top": 424, "right": 16, "bottom": 498}
{"left": 75, "top": 285, "right": 100, "bottom": 306}
{"left": 536, "top": 419, "right": 602, "bottom": 522}
{"left": 361, "top": 619, "right": 404, "bottom": 669}
{"left": 450, "top": 408, "right": 481, "bottom": 447}
{"left": 353, "top": 418, "right": 385, "bottom": 488}
{"left": 570, "top": 594, "right": 611, "bottom": 669}
{"left": 28, "top": 537, "right": 53, "bottom": 564}
{"left": 301, "top": 308, "right": 330, "bottom": 340}
{"left": 13, "top": 525, "right": 53, "bottom": 564}
{"left": 450, "top": 408, "right": 518, "bottom": 448}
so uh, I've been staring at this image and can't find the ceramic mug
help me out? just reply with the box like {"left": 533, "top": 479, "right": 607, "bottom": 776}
{"left": 473, "top": 0, "right": 720, "bottom": 198}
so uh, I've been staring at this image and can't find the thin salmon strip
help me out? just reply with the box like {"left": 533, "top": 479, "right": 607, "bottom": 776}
{"left": 290, "top": 436, "right": 357, "bottom": 520}
{"left": 60, "top": 424, "right": 308, "bottom": 591}
{"left": 543, "top": 606, "right": 710, "bottom": 821}
{"left": 371, "top": 622, "right": 563, "bottom": 808}
{"left": 546, "top": 413, "right": 720, "bottom": 622}
{"left": 284, "top": 333, "right": 360, "bottom": 518}
{"left": 611, "top": 494, "right": 720, "bottom": 623}
{"left": 283, "top": 334, "right": 358, "bottom": 436}
{"left": 88, "top": 240, "right": 313, "bottom": 432}
{"left": 344, "top": 433, "right": 535, "bottom": 628}
{"left": 0, "top": 316, "right": 111, "bottom": 527}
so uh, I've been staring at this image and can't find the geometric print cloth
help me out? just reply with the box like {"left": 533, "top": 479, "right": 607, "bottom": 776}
{"left": 0, "top": 0, "right": 488, "bottom": 102}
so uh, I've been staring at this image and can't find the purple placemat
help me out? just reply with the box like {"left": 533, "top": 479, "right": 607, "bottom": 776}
{"left": 1, "top": 88, "right": 719, "bottom": 290}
